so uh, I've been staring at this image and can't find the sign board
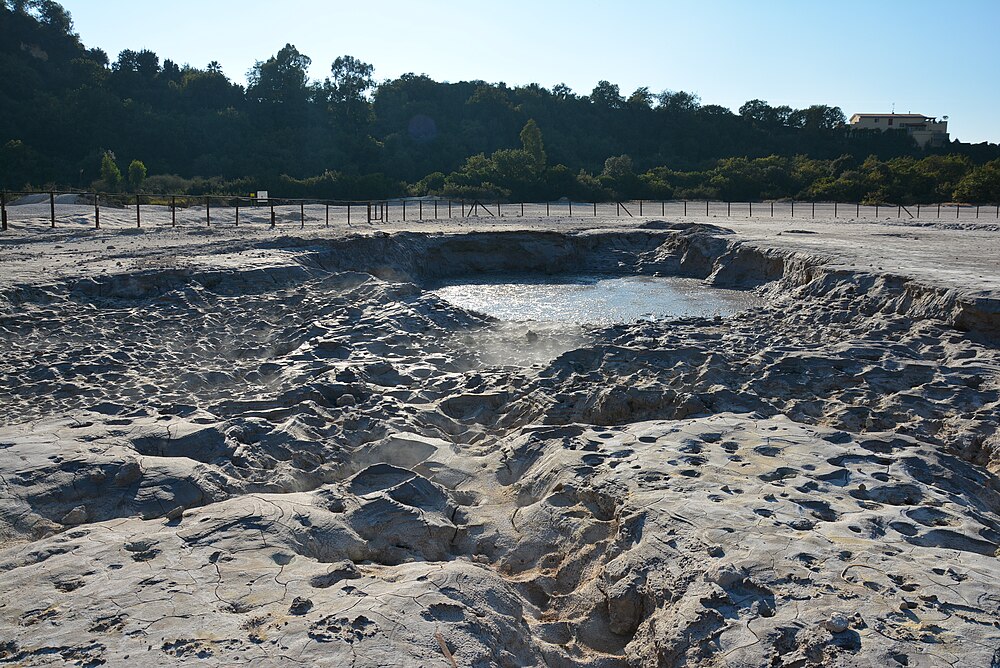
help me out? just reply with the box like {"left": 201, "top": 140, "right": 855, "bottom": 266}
{"left": 257, "top": 190, "right": 268, "bottom": 203}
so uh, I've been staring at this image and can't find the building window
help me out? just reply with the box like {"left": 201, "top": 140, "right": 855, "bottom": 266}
{"left": 874, "top": 117, "right": 879, "bottom": 123}
{"left": 888, "top": 118, "right": 893, "bottom": 126}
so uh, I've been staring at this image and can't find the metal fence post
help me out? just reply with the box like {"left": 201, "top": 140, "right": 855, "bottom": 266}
{"left": 94, "top": 193, "right": 100, "bottom": 229}
{"left": 50, "top": 191, "right": 55, "bottom": 227}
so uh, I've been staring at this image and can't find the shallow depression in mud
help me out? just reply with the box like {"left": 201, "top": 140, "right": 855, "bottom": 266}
{"left": 432, "top": 274, "right": 757, "bottom": 325}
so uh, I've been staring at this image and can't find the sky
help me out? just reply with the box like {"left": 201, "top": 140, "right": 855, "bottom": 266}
{"left": 59, "top": 0, "right": 1000, "bottom": 143}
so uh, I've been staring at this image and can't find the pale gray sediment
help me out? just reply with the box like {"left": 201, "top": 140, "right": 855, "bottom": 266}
{"left": 0, "top": 220, "right": 998, "bottom": 667}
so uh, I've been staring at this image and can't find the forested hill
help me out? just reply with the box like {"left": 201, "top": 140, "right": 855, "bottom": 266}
{"left": 3, "top": 1, "right": 1000, "bottom": 203}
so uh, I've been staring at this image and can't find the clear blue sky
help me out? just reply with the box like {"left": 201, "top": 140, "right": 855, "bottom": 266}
{"left": 60, "top": 0, "right": 1000, "bottom": 143}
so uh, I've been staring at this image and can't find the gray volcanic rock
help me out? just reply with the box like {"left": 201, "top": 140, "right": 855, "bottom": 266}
{"left": 1, "top": 226, "right": 999, "bottom": 666}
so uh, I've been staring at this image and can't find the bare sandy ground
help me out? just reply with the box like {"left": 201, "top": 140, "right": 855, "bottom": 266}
{"left": 0, "top": 207, "right": 998, "bottom": 667}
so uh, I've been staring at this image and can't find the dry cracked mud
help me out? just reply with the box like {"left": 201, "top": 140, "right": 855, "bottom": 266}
{"left": 0, "top": 221, "right": 998, "bottom": 667}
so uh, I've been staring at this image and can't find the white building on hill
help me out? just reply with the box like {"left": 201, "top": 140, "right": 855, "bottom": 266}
{"left": 848, "top": 113, "right": 949, "bottom": 148}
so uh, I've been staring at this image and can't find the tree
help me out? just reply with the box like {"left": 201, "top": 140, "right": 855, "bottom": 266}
{"left": 100, "top": 151, "right": 122, "bottom": 191}
{"left": 519, "top": 119, "right": 546, "bottom": 172}
{"left": 552, "top": 83, "right": 574, "bottom": 100}
{"left": 127, "top": 159, "right": 146, "bottom": 191}
{"left": 590, "top": 80, "right": 624, "bottom": 108}
{"left": 247, "top": 43, "right": 312, "bottom": 107}
{"left": 656, "top": 90, "right": 701, "bottom": 113}
{"left": 627, "top": 87, "right": 653, "bottom": 109}
{"left": 323, "top": 55, "right": 374, "bottom": 124}
{"left": 327, "top": 55, "right": 374, "bottom": 104}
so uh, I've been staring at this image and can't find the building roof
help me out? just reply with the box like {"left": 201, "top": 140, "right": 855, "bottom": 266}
{"left": 852, "top": 113, "right": 932, "bottom": 118}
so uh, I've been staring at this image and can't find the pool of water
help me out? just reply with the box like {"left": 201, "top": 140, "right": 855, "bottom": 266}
{"left": 432, "top": 274, "right": 755, "bottom": 326}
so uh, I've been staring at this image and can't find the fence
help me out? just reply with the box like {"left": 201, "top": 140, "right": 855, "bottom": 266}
{"left": 2, "top": 190, "right": 999, "bottom": 232}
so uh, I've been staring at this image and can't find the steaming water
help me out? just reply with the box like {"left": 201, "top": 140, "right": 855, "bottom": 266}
{"left": 433, "top": 274, "right": 755, "bottom": 326}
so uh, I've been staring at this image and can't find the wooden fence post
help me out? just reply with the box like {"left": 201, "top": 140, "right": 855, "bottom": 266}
{"left": 206, "top": 196, "right": 210, "bottom": 226}
{"left": 727, "top": 201, "right": 731, "bottom": 217}
{"left": 136, "top": 193, "right": 141, "bottom": 227}
{"left": 50, "top": 191, "right": 55, "bottom": 228}
{"left": 325, "top": 203, "right": 329, "bottom": 227}
{"left": 791, "top": 200, "right": 794, "bottom": 217}
{"left": 1, "top": 191, "right": 8, "bottom": 231}
{"left": 347, "top": 203, "right": 351, "bottom": 226}
{"left": 684, "top": 200, "right": 687, "bottom": 216}
{"left": 705, "top": 200, "right": 709, "bottom": 216}
{"left": 567, "top": 200, "right": 571, "bottom": 216}
{"left": 834, "top": 201, "right": 837, "bottom": 218}
{"left": 94, "top": 193, "right": 100, "bottom": 229}
{"left": 771, "top": 201, "right": 774, "bottom": 217}
{"left": 300, "top": 202, "right": 305, "bottom": 228}
{"left": 270, "top": 201, "right": 275, "bottom": 228}
{"left": 640, "top": 199, "right": 644, "bottom": 216}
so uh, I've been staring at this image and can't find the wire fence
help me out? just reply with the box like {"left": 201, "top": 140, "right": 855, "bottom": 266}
{"left": 2, "top": 190, "right": 999, "bottom": 233}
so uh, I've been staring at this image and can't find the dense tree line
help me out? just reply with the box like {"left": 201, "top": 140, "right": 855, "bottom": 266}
{"left": 2, "top": 1, "right": 999, "bottom": 203}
